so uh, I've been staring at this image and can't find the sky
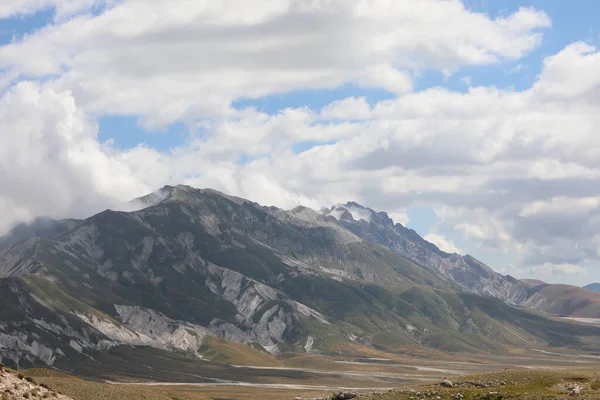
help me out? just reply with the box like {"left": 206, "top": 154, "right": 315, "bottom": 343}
{"left": 1, "top": 1, "right": 600, "bottom": 286}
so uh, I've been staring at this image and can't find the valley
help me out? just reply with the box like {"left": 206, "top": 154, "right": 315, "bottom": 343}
{"left": 15, "top": 348, "right": 600, "bottom": 400}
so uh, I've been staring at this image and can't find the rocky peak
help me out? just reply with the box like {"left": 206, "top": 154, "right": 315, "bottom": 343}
{"left": 131, "top": 185, "right": 256, "bottom": 212}
{"left": 344, "top": 201, "right": 365, "bottom": 209}
{"left": 322, "top": 202, "right": 376, "bottom": 223}
{"left": 289, "top": 205, "right": 323, "bottom": 222}
{"left": 129, "top": 185, "right": 178, "bottom": 209}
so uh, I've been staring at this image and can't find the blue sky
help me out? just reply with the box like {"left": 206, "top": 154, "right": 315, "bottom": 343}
{"left": 1, "top": 1, "right": 600, "bottom": 284}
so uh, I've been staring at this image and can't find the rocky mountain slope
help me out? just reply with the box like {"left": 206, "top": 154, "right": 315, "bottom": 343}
{"left": 323, "top": 202, "right": 600, "bottom": 318}
{"left": 322, "top": 203, "right": 528, "bottom": 305}
{"left": 1, "top": 185, "right": 599, "bottom": 371}
{"left": 522, "top": 284, "right": 600, "bottom": 317}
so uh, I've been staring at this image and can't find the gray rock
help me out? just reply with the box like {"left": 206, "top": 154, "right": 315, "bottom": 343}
{"left": 569, "top": 387, "right": 581, "bottom": 396}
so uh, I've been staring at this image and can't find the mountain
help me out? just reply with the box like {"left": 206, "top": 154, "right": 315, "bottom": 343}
{"left": 584, "top": 283, "right": 600, "bottom": 293}
{"left": 521, "top": 279, "right": 547, "bottom": 286}
{"left": 322, "top": 202, "right": 600, "bottom": 318}
{"left": 1, "top": 185, "right": 600, "bottom": 372}
{"left": 523, "top": 284, "right": 600, "bottom": 317}
{"left": 322, "top": 203, "right": 528, "bottom": 305}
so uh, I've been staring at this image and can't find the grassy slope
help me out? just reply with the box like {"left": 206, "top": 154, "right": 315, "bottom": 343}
{"left": 530, "top": 284, "right": 600, "bottom": 317}
{"left": 198, "top": 337, "right": 282, "bottom": 367}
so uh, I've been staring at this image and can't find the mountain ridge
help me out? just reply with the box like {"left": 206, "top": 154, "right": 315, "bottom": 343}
{"left": 1, "top": 185, "right": 600, "bottom": 372}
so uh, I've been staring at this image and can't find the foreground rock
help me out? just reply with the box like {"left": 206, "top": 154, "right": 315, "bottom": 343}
{"left": 0, "top": 365, "right": 73, "bottom": 400}
{"left": 333, "top": 392, "right": 357, "bottom": 399}
{"left": 294, "top": 393, "right": 355, "bottom": 400}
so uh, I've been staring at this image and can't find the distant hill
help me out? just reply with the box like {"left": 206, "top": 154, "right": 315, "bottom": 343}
{"left": 521, "top": 279, "right": 547, "bottom": 287}
{"left": 584, "top": 283, "right": 600, "bottom": 293}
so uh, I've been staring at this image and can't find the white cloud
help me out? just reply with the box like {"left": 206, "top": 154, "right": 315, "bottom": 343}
{"left": 344, "top": 205, "right": 372, "bottom": 223}
{"left": 0, "top": 81, "right": 148, "bottom": 232}
{"left": 0, "top": 0, "right": 549, "bottom": 126}
{"left": 533, "top": 42, "right": 600, "bottom": 104}
{"left": 519, "top": 197, "right": 600, "bottom": 217}
{"left": 424, "top": 233, "right": 464, "bottom": 255}
{"left": 530, "top": 262, "right": 588, "bottom": 277}
{"left": 359, "top": 64, "right": 413, "bottom": 94}
{"left": 321, "top": 97, "right": 371, "bottom": 120}
{"left": 388, "top": 211, "right": 410, "bottom": 226}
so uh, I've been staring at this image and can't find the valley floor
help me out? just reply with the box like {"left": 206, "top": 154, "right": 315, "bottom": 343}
{"left": 18, "top": 347, "right": 600, "bottom": 400}
{"left": 357, "top": 369, "right": 600, "bottom": 400}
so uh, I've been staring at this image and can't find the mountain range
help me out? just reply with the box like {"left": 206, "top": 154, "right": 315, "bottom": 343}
{"left": 1, "top": 185, "right": 600, "bottom": 373}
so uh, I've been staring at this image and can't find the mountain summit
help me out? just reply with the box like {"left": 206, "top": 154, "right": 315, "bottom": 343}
{"left": 1, "top": 185, "right": 600, "bottom": 371}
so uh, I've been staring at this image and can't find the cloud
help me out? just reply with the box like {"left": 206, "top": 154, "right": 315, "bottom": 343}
{"left": 359, "top": 64, "right": 413, "bottom": 94}
{"left": 533, "top": 42, "right": 600, "bottom": 105}
{"left": 0, "top": 81, "right": 148, "bottom": 232}
{"left": 424, "top": 233, "right": 464, "bottom": 254}
{"left": 321, "top": 97, "right": 372, "bottom": 120}
{"left": 519, "top": 197, "right": 600, "bottom": 218}
{"left": 530, "top": 262, "right": 589, "bottom": 277}
{"left": 388, "top": 211, "right": 410, "bottom": 226}
{"left": 0, "top": 0, "right": 549, "bottom": 127}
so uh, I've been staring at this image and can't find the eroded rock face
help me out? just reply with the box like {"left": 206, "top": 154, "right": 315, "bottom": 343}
{"left": 0, "top": 332, "right": 56, "bottom": 366}
{"left": 204, "top": 263, "right": 329, "bottom": 353}
{"left": 114, "top": 305, "right": 213, "bottom": 353}
{"left": 0, "top": 278, "right": 117, "bottom": 368}
{"left": 75, "top": 313, "right": 162, "bottom": 349}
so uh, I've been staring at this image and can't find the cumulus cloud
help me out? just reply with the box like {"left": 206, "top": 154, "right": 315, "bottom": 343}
{"left": 0, "top": 0, "right": 549, "bottom": 126}
{"left": 0, "top": 81, "right": 149, "bottom": 232}
{"left": 424, "top": 233, "right": 464, "bottom": 255}
{"left": 321, "top": 97, "right": 372, "bottom": 120}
